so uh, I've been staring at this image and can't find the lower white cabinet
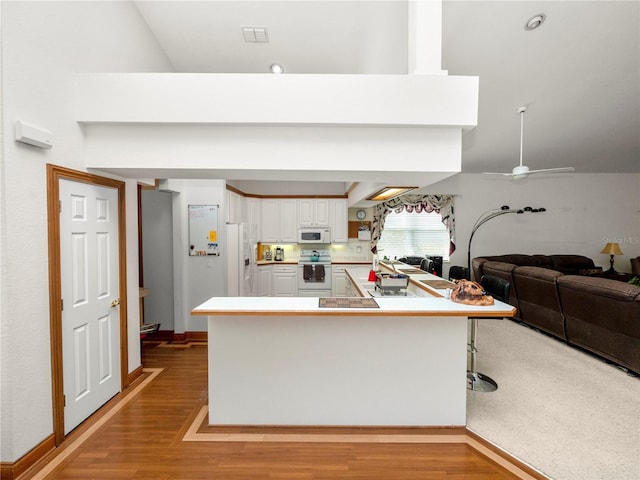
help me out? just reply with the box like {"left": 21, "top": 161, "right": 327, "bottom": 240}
{"left": 332, "top": 264, "right": 363, "bottom": 296}
{"left": 344, "top": 274, "right": 356, "bottom": 297}
{"left": 272, "top": 264, "right": 298, "bottom": 297}
{"left": 258, "top": 265, "right": 272, "bottom": 296}
{"left": 332, "top": 266, "right": 347, "bottom": 297}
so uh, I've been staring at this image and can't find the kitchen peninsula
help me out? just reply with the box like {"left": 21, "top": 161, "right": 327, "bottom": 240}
{"left": 192, "top": 264, "right": 515, "bottom": 427}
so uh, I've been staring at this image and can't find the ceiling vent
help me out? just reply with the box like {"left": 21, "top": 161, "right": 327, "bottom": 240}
{"left": 242, "top": 27, "right": 269, "bottom": 43}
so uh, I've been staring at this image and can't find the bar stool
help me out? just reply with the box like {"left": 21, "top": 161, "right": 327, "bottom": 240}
{"left": 449, "top": 265, "right": 470, "bottom": 281}
{"left": 467, "top": 275, "right": 510, "bottom": 392}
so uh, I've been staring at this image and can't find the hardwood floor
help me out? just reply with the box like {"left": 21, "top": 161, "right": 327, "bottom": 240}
{"left": 20, "top": 342, "right": 537, "bottom": 480}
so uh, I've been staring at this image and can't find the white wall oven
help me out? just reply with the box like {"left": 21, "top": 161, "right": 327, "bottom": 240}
{"left": 297, "top": 249, "right": 332, "bottom": 297}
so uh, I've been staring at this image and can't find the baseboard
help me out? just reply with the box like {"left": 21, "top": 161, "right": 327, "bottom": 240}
{"left": 127, "top": 365, "right": 144, "bottom": 386}
{"left": 143, "top": 331, "right": 208, "bottom": 344}
{"left": 154, "top": 330, "right": 175, "bottom": 342}
{"left": 170, "top": 331, "right": 208, "bottom": 344}
{"left": 0, "top": 434, "right": 55, "bottom": 480}
{"left": 465, "top": 429, "right": 548, "bottom": 480}
{"left": 186, "top": 331, "right": 208, "bottom": 343}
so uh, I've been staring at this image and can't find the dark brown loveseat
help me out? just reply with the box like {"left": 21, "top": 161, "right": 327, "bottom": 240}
{"left": 472, "top": 254, "right": 640, "bottom": 374}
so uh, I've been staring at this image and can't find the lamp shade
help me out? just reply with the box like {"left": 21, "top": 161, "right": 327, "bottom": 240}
{"left": 600, "top": 242, "right": 623, "bottom": 256}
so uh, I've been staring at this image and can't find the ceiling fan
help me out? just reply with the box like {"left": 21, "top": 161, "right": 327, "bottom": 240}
{"left": 483, "top": 106, "right": 575, "bottom": 180}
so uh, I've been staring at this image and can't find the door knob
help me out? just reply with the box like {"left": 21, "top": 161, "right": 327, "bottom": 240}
{"left": 110, "top": 298, "right": 120, "bottom": 308}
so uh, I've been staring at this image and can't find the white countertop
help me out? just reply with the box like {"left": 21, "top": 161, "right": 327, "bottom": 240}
{"left": 345, "top": 264, "right": 449, "bottom": 296}
{"left": 192, "top": 260, "right": 516, "bottom": 318}
{"left": 192, "top": 294, "right": 515, "bottom": 317}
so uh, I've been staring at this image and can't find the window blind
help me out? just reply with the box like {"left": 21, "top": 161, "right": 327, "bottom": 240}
{"left": 377, "top": 211, "right": 450, "bottom": 261}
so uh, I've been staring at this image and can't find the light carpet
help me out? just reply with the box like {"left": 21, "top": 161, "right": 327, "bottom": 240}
{"left": 467, "top": 319, "right": 640, "bottom": 480}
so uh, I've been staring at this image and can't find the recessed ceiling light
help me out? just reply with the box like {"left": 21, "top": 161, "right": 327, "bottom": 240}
{"left": 270, "top": 63, "right": 284, "bottom": 74}
{"left": 525, "top": 13, "right": 546, "bottom": 31}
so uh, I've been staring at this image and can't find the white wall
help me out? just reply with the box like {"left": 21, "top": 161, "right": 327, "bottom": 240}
{"left": 0, "top": 0, "right": 172, "bottom": 463}
{"left": 141, "top": 189, "right": 175, "bottom": 331}
{"left": 430, "top": 174, "right": 640, "bottom": 277}
{"left": 163, "top": 180, "right": 228, "bottom": 334}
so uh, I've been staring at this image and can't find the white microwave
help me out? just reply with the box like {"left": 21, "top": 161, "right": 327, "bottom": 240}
{"left": 298, "top": 227, "right": 331, "bottom": 244}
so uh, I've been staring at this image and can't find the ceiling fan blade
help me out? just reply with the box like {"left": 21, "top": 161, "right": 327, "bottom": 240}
{"left": 482, "top": 171, "right": 513, "bottom": 176}
{"left": 526, "top": 167, "right": 576, "bottom": 174}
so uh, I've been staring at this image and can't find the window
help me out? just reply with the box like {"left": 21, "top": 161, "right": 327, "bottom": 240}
{"left": 377, "top": 210, "right": 450, "bottom": 261}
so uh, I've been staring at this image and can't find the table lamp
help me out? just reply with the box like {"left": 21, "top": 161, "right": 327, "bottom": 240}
{"left": 600, "top": 242, "right": 623, "bottom": 274}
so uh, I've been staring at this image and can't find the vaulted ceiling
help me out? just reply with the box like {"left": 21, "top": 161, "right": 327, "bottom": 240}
{"left": 132, "top": 1, "right": 639, "bottom": 182}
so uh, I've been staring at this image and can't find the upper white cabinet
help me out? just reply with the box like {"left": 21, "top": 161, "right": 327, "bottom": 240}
{"left": 261, "top": 198, "right": 298, "bottom": 243}
{"left": 329, "top": 199, "right": 348, "bottom": 243}
{"left": 247, "top": 197, "right": 261, "bottom": 236}
{"left": 279, "top": 199, "right": 298, "bottom": 243}
{"left": 298, "top": 199, "right": 330, "bottom": 227}
{"left": 227, "top": 189, "right": 248, "bottom": 224}
{"left": 245, "top": 196, "right": 349, "bottom": 244}
{"left": 260, "top": 199, "right": 280, "bottom": 243}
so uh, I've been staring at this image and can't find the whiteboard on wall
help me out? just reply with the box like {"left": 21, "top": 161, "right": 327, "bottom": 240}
{"left": 188, "top": 205, "right": 219, "bottom": 256}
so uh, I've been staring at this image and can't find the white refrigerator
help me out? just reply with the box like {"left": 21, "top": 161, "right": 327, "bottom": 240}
{"left": 226, "top": 223, "right": 258, "bottom": 296}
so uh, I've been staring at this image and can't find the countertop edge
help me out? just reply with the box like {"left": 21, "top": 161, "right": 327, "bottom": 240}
{"left": 192, "top": 308, "right": 516, "bottom": 317}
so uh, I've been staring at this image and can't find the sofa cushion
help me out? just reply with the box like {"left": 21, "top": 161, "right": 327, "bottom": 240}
{"left": 487, "top": 254, "right": 544, "bottom": 267}
{"left": 550, "top": 255, "right": 595, "bottom": 275}
{"left": 472, "top": 254, "right": 555, "bottom": 281}
{"left": 558, "top": 275, "right": 640, "bottom": 373}
{"left": 481, "top": 261, "right": 520, "bottom": 318}
{"left": 513, "top": 266, "right": 565, "bottom": 340}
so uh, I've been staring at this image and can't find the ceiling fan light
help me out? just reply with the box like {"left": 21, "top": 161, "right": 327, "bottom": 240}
{"left": 512, "top": 165, "right": 530, "bottom": 180}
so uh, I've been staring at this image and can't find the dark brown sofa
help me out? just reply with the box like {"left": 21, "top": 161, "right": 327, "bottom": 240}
{"left": 558, "top": 276, "right": 640, "bottom": 374}
{"left": 472, "top": 254, "right": 594, "bottom": 280}
{"left": 472, "top": 254, "right": 640, "bottom": 374}
{"left": 513, "top": 266, "right": 565, "bottom": 340}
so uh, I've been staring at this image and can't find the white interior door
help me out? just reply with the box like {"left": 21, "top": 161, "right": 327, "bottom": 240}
{"left": 59, "top": 179, "right": 121, "bottom": 434}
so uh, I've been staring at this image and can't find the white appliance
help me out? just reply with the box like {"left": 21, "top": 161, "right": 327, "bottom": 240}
{"left": 298, "top": 227, "right": 331, "bottom": 244}
{"left": 297, "top": 249, "right": 332, "bottom": 297}
{"left": 226, "top": 223, "right": 258, "bottom": 296}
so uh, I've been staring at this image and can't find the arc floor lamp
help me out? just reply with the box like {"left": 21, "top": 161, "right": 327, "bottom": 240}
{"left": 467, "top": 205, "right": 546, "bottom": 274}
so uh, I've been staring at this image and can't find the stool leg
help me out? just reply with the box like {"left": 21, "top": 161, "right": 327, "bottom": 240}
{"left": 467, "top": 317, "right": 498, "bottom": 392}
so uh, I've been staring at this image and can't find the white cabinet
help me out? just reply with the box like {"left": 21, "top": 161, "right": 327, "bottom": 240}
{"left": 260, "top": 199, "right": 298, "bottom": 243}
{"left": 332, "top": 264, "right": 363, "bottom": 296}
{"left": 279, "top": 199, "right": 298, "bottom": 243}
{"left": 344, "top": 273, "right": 357, "bottom": 297}
{"left": 227, "top": 190, "right": 243, "bottom": 224}
{"left": 247, "top": 197, "right": 261, "bottom": 236}
{"left": 260, "top": 199, "right": 279, "bottom": 242}
{"left": 258, "top": 265, "right": 272, "bottom": 296}
{"left": 272, "top": 265, "right": 298, "bottom": 297}
{"left": 298, "top": 199, "right": 330, "bottom": 227}
{"left": 329, "top": 199, "right": 348, "bottom": 243}
{"left": 332, "top": 265, "right": 348, "bottom": 297}
{"left": 258, "top": 197, "right": 346, "bottom": 243}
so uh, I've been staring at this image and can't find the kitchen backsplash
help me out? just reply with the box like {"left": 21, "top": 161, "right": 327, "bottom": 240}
{"left": 259, "top": 240, "right": 372, "bottom": 262}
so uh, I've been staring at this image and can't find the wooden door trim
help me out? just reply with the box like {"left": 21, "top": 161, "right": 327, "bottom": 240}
{"left": 46, "top": 164, "right": 129, "bottom": 446}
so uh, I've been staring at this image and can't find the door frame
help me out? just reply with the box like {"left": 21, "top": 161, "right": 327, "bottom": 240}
{"left": 47, "top": 164, "right": 129, "bottom": 445}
